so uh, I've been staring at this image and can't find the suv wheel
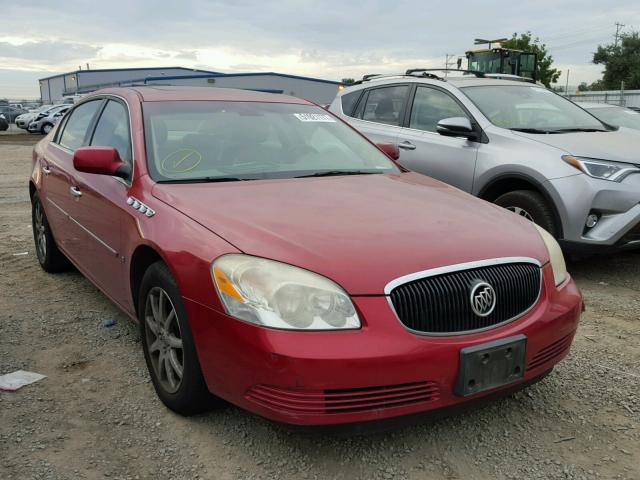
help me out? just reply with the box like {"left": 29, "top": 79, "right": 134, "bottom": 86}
{"left": 41, "top": 123, "right": 53, "bottom": 134}
{"left": 494, "top": 190, "right": 558, "bottom": 237}
{"left": 138, "top": 261, "right": 221, "bottom": 415}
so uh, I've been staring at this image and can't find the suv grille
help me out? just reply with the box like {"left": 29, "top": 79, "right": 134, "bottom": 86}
{"left": 389, "top": 262, "right": 541, "bottom": 334}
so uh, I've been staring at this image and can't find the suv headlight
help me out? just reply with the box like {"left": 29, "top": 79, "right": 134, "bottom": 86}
{"left": 212, "top": 254, "right": 360, "bottom": 330}
{"left": 532, "top": 224, "right": 567, "bottom": 287}
{"left": 562, "top": 155, "right": 640, "bottom": 182}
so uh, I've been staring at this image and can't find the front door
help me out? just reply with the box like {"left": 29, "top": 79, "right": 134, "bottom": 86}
{"left": 397, "top": 86, "right": 479, "bottom": 192}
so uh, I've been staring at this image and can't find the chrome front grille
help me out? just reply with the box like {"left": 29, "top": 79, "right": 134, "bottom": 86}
{"left": 388, "top": 259, "right": 542, "bottom": 335}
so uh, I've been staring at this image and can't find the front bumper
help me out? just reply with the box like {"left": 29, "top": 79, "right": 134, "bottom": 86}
{"left": 185, "top": 264, "right": 582, "bottom": 426}
{"left": 16, "top": 119, "right": 29, "bottom": 129}
{"left": 548, "top": 173, "right": 640, "bottom": 252}
{"left": 27, "top": 122, "right": 41, "bottom": 132}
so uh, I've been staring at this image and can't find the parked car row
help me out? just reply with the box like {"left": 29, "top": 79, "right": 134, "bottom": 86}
{"left": 16, "top": 104, "right": 71, "bottom": 134}
{"left": 329, "top": 70, "right": 640, "bottom": 254}
{"left": 30, "top": 84, "right": 584, "bottom": 427}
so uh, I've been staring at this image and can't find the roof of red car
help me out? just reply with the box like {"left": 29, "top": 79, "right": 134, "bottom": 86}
{"left": 97, "top": 86, "right": 312, "bottom": 104}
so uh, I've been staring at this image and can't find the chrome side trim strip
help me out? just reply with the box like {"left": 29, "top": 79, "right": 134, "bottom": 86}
{"left": 46, "top": 197, "right": 117, "bottom": 256}
{"left": 68, "top": 215, "right": 118, "bottom": 256}
{"left": 383, "top": 257, "right": 542, "bottom": 295}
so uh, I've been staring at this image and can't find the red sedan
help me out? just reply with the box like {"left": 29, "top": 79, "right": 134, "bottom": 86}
{"left": 30, "top": 86, "right": 582, "bottom": 426}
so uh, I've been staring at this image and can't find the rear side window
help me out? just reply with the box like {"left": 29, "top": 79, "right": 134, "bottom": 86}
{"left": 340, "top": 91, "right": 362, "bottom": 117}
{"left": 409, "top": 87, "right": 469, "bottom": 132}
{"left": 58, "top": 100, "right": 102, "bottom": 151}
{"left": 361, "top": 85, "right": 409, "bottom": 126}
{"left": 90, "top": 100, "right": 132, "bottom": 165}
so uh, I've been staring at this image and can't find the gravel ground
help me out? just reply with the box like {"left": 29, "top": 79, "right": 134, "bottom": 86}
{"left": 1, "top": 136, "right": 639, "bottom": 480}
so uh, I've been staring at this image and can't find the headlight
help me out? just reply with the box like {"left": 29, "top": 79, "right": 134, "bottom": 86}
{"left": 562, "top": 155, "right": 640, "bottom": 182}
{"left": 212, "top": 254, "right": 360, "bottom": 330}
{"left": 532, "top": 224, "right": 567, "bottom": 287}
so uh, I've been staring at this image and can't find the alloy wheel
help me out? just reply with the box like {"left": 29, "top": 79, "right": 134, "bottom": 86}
{"left": 34, "top": 200, "right": 47, "bottom": 263}
{"left": 506, "top": 206, "right": 534, "bottom": 222}
{"left": 43, "top": 124, "right": 52, "bottom": 134}
{"left": 144, "top": 287, "right": 184, "bottom": 394}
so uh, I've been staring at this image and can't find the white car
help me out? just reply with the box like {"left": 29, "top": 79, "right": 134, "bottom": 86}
{"left": 27, "top": 105, "right": 70, "bottom": 134}
{"left": 15, "top": 105, "right": 54, "bottom": 130}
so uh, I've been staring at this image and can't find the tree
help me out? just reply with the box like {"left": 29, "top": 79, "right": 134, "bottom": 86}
{"left": 341, "top": 78, "right": 355, "bottom": 85}
{"left": 593, "top": 31, "right": 640, "bottom": 90}
{"left": 502, "top": 32, "right": 561, "bottom": 87}
{"left": 577, "top": 82, "right": 589, "bottom": 92}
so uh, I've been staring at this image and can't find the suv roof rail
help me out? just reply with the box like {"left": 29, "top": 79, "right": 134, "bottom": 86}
{"left": 405, "top": 68, "right": 486, "bottom": 77}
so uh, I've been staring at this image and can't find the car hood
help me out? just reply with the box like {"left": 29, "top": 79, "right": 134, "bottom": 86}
{"left": 152, "top": 173, "right": 548, "bottom": 295}
{"left": 513, "top": 128, "right": 640, "bottom": 163}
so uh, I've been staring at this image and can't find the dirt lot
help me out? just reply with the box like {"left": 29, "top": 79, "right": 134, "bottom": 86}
{"left": 1, "top": 135, "right": 639, "bottom": 480}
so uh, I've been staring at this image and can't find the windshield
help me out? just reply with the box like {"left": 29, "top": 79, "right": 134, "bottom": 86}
{"left": 143, "top": 101, "right": 399, "bottom": 182}
{"left": 586, "top": 106, "right": 640, "bottom": 130}
{"left": 461, "top": 85, "right": 607, "bottom": 132}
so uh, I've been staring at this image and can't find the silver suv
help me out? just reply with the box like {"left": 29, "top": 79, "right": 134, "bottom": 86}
{"left": 329, "top": 70, "right": 640, "bottom": 253}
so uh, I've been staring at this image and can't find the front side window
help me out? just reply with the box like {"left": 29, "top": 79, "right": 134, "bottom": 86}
{"left": 462, "top": 85, "right": 607, "bottom": 132}
{"left": 409, "top": 87, "right": 469, "bottom": 132}
{"left": 58, "top": 100, "right": 102, "bottom": 151}
{"left": 143, "top": 101, "right": 400, "bottom": 182}
{"left": 91, "top": 100, "right": 132, "bottom": 164}
{"left": 587, "top": 106, "right": 640, "bottom": 130}
{"left": 361, "top": 85, "right": 409, "bottom": 126}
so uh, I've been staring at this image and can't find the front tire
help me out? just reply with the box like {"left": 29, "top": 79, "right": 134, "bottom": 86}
{"left": 138, "top": 261, "right": 219, "bottom": 415}
{"left": 31, "top": 192, "right": 70, "bottom": 272}
{"left": 41, "top": 123, "right": 53, "bottom": 134}
{"left": 494, "top": 190, "right": 558, "bottom": 237}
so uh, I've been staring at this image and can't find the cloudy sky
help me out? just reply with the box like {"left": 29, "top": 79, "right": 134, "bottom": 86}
{"left": 1, "top": 0, "right": 639, "bottom": 99}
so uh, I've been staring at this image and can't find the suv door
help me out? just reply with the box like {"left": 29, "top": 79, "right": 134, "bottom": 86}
{"left": 65, "top": 98, "right": 134, "bottom": 304}
{"left": 397, "top": 85, "right": 479, "bottom": 192}
{"left": 346, "top": 84, "right": 410, "bottom": 146}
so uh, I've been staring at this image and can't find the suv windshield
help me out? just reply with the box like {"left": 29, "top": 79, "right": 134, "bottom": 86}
{"left": 143, "top": 101, "right": 399, "bottom": 182}
{"left": 461, "top": 85, "right": 607, "bottom": 133}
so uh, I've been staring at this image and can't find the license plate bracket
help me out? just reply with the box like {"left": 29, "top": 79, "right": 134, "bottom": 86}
{"left": 455, "top": 335, "right": 527, "bottom": 397}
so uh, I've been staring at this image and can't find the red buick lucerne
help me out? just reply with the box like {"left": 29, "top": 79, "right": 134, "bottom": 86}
{"left": 30, "top": 86, "right": 582, "bottom": 426}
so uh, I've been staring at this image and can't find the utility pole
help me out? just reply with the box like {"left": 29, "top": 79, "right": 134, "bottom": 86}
{"left": 565, "top": 69, "right": 570, "bottom": 95}
{"left": 614, "top": 22, "right": 625, "bottom": 47}
{"left": 444, "top": 54, "right": 456, "bottom": 77}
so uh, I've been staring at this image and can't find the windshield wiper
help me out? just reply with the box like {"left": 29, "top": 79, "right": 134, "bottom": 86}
{"left": 547, "top": 128, "right": 608, "bottom": 133}
{"left": 509, "top": 127, "right": 553, "bottom": 134}
{"left": 157, "top": 176, "right": 253, "bottom": 184}
{"left": 294, "top": 170, "right": 381, "bottom": 178}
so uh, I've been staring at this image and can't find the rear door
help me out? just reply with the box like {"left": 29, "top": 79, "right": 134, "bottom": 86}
{"left": 41, "top": 99, "right": 104, "bottom": 253}
{"left": 346, "top": 84, "right": 411, "bottom": 146}
{"left": 65, "top": 98, "right": 134, "bottom": 304}
{"left": 396, "top": 85, "right": 479, "bottom": 192}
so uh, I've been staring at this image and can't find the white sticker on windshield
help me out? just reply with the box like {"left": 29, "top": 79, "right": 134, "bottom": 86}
{"left": 293, "top": 113, "right": 336, "bottom": 122}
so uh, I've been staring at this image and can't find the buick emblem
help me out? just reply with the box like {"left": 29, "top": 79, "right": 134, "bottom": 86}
{"left": 470, "top": 281, "right": 496, "bottom": 317}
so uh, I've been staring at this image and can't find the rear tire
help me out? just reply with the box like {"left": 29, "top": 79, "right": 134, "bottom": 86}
{"left": 31, "top": 192, "right": 71, "bottom": 273}
{"left": 494, "top": 190, "right": 558, "bottom": 237}
{"left": 138, "top": 261, "right": 220, "bottom": 415}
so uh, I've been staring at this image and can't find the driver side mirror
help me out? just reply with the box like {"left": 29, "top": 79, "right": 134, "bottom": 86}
{"left": 73, "top": 147, "right": 131, "bottom": 179}
{"left": 437, "top": 117, "right": 479, "bottom": 141}
{"left": 376, "top": 142, "right": 400, "bottom": 161}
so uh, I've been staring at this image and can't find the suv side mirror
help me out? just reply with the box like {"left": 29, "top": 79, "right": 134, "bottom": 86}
{"left": 73, "top": 147, "right": 131, "bottom": 179}
{"left": 437, "top": 117, "right": 478, "bottom": 141}
{"left": 376, "top": 142, "right": 400, "bottom": 161}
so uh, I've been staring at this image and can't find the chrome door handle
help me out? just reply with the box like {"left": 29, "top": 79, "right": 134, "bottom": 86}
{"left": 69, "top": 186, "right": 82, "bottom": 197}
{"left": 398, "top": 141, "right": 416, "bottom": 150}
{"left": 42, "top": 166, "right": 51, "bottom": 175}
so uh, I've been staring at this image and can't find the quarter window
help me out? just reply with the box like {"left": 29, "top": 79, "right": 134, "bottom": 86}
{"left": 409, "top": 87, "right": 469, "bottom": 133}
{"left": 91, "top": 100, "right": 132, "bottom": 165}
{"left": 58, "top": 100, "right": 102, "bottom": 151}
{"left": 361, "top": 86, "right": 409, "bottom": 126}
{"left": 340, "top": 91, "right": 362, "bottom": 117}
